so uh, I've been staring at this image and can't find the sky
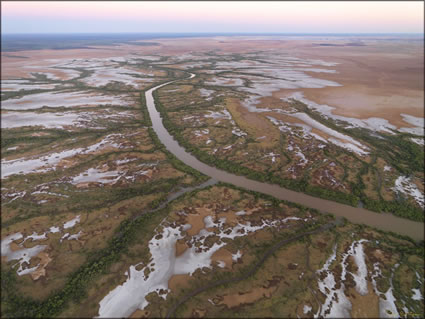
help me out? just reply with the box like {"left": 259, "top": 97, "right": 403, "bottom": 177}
{"left": 2, "top": 1, "right": 424, "bottom": 34}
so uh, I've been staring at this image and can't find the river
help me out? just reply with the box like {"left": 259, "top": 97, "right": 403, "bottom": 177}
{"left": 145, "top": 74, "right": 424, "bottom": 242}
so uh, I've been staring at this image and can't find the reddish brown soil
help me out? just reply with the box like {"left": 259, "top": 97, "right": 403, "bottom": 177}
{"left": 211, "top": 247, "right": 234, "bottom": 269}
{"left": 3, "top": 37, "right": 422, "bottom": 128}
{"left": 273, "top": 39, "right": 424, "bottom": 127}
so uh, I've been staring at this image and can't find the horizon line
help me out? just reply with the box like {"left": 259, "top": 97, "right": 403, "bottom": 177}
{"left": 2, "top": 32, "right": 424, "bottom": 35}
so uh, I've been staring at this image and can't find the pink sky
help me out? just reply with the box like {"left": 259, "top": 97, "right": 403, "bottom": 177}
{"left": 2, "top": 1, "right": 424, "bottom": 33}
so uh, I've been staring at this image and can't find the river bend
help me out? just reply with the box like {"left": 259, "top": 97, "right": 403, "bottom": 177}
{"left": 145, "top": 74, "right": 424, "bottom": 241}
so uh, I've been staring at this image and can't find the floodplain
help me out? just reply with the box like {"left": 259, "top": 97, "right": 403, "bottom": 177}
{"left": 1, "top": 35, "right": 423, "bottom": 318}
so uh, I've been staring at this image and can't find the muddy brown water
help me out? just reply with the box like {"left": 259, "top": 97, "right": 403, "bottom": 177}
{"left": 145, "top": 75, "right": 424, "bottom": 242}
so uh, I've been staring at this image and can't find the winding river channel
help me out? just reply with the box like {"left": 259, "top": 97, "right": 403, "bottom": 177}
{"left": 145, "top": 74, "right": 424, "bottom": 241}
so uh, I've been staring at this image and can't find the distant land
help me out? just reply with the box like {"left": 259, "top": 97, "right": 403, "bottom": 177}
{"left": 1, "top": 32, "right": 423, "bottom": 52}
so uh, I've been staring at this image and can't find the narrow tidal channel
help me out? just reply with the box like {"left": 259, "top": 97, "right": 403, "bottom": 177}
{"left": 145, "top": 75, "right": 424, "bottom": 241}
